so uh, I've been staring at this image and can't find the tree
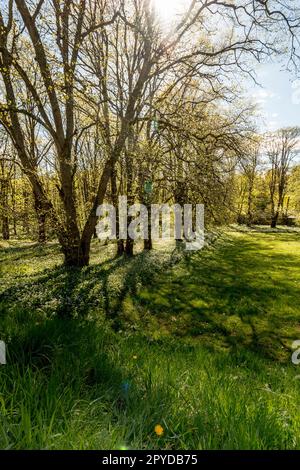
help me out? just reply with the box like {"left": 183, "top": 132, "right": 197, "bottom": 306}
{"left": 239, "top": 137, "right": 261, "bottom": 226}
{"left": 0, "top": 130, "right": 13, "bottom": 239}
{"left": 0, "top": 0, "right": 299, "bottom": 265}
{"left": 265, "top": 127, "right": 300, "bottom": 228}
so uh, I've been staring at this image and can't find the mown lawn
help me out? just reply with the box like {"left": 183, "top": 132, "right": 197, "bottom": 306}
{"left": 1, "top": 228, "right": 300, "bottom": 450}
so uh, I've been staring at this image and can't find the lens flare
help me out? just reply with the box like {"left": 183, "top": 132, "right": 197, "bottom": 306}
{"left": 152, "top": 0, "right": 188, "bottom": 24}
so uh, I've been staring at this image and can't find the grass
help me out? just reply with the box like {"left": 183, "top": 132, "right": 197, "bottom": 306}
{"left": 1, "top": 228, "right": 300, "bottom": 449}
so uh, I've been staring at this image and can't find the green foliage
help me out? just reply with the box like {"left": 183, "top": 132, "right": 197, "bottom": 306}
{"left": 1, "top": 230, "right": 300, "bottom": 449}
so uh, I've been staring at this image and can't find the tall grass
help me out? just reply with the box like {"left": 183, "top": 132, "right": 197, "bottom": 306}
{"left": 1, "top": 229, "right": 300, "bottom": 449}
{"left": 1, "top": 317, "right": 300, "bottom": 449}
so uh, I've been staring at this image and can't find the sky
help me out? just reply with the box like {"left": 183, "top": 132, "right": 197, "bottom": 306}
{"left": 151, "top": 0, "right": 300, "bottom": 134}
{"left": 251, "top": 62, "right": 300, "bottom": 132}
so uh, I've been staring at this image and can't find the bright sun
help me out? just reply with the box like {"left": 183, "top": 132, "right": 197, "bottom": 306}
{"left": 153, "top": 0, "right": 188, "bottom": 23}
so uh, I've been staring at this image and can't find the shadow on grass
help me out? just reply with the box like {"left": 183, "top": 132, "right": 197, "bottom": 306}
{"left": 0, "top": 242, "right": 60, "bottom": 264}
{"left": 1, "top": 252, "right": 127, "bottom": 320}
{"left": 135, "top": 232, "right": 300, "bottom": 361}
{"left": 1, "top": 231, "right": 300, "bottom": 363}
{"left": 0, "top": 242, "right": 179, "bottom": 323}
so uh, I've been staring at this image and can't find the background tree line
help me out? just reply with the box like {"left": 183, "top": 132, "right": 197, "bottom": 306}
{"left": 236, "top": 127, "right": 300, "bottom": 228}
{"left": 0, "top": 0, "right": 299, "bottom": 265}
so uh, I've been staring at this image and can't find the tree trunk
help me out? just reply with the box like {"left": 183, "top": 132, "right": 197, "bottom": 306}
{"left": 111, "top": 169, "right": 124, "bottom": 256}
{"left": 61, "top": 240, "right": 90, "bottom": 267}
{"left": 1, "top": 178, "right": 9, "bottom": 240}
{"left": 37, "top": 213, "right": 46, "bottom": 243}
{"left": 246, "top": 181, "right": 254, "bottom": 226}
{"left": 2, "top": 215, "right": 9, "bottom": 240}
{"left": 33, "top": 189, "right": 47, "bottom": 243}
{"left": 174, "top": 177, "right": 185, "bottom": 247}
{"left": 125, "top": 145, "right": 134, "bottom": 257}
{"left": 22, "top": 189, "right": 30, "bottom": 235}
{"left": 57, "top": 154, "right": 84, "bottom": 265}
{"left": 271, "top": 212, "right": 279, "bottom": 228}
{"left": 143, "top": 195, "right": 153, "bottom": 251}
{"left": 117, "top": 239, "right": 125, "bottom": 256}
{"left": 144, "top": 238, "right": 152, "bottom": 250}
{"left": 11, "top": 168, "right": 17, "bottom": 236}
{"left": 125, "top": 238, "right": 134, "bottom": 256}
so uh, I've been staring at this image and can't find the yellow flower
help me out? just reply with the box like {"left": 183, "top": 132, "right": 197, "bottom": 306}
{"left": 133, "top": 355, "right": 138, "bottom": 360}
{"left": 154, "top": 424, "right": 164, "bottom": 436}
